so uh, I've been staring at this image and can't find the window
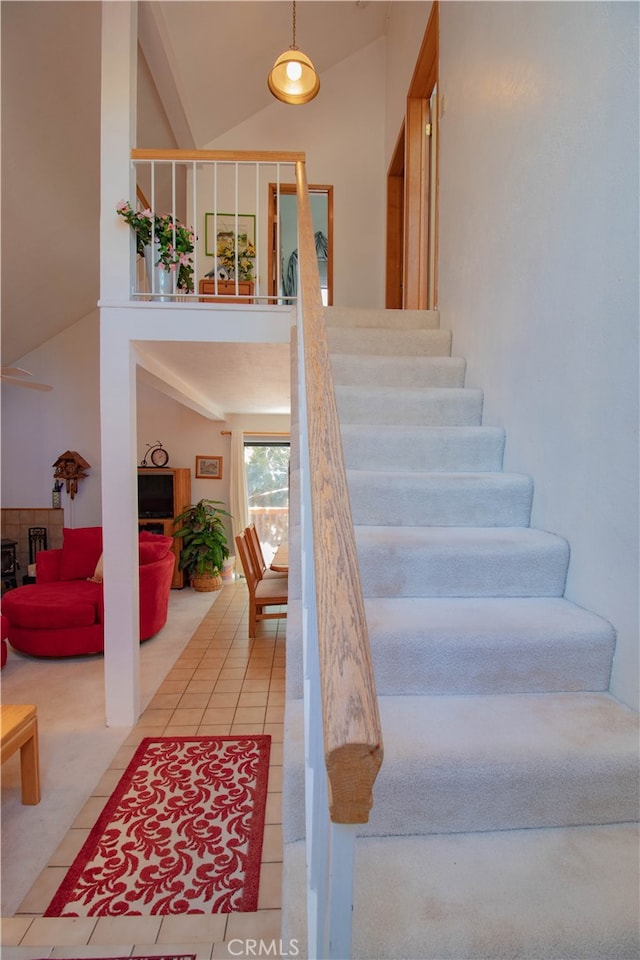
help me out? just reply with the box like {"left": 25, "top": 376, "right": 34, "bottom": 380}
{"left": 244, "top": 440, "right": 290, "bottom": 564}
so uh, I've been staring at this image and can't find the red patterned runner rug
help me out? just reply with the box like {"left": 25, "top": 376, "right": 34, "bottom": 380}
{"left": 44, "top": 736, "right": 271, "bottom": 916}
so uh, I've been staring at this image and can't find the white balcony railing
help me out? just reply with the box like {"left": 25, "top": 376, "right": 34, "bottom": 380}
{"left": 127, "top": 149, "right": 305, "bottom": 305}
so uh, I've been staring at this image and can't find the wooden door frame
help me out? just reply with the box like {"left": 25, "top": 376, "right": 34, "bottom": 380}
{"left": 268, "top": 182, "right": 334, "bottom": 305}
{"left": 386, "top": 124, "right": 405, "bottom": 309}
{"left": 386, "top": 0, "right": 439, "bottom": 309}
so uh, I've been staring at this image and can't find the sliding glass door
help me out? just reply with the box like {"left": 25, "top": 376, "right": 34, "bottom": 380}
{"left": 244, "top": 439, "right": 290, "bottom": 564}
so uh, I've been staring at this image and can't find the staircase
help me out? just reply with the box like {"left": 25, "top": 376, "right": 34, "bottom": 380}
{"left": 283, "top": 307, "right": 639, "bottom": 960}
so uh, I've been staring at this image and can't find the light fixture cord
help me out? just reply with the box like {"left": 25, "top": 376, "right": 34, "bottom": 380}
{"left": 291, "top": 0, "right": 298, "bottom": 50}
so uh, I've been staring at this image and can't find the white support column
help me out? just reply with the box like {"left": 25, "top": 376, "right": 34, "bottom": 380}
{"left": 100, "top": 1, "right": 139, "bottom": 726}
{"left": 100, "top": 321, "right": 140, "bottom": 726}
{"left": 100, "top": 1, "right": 137, "bottom": 302}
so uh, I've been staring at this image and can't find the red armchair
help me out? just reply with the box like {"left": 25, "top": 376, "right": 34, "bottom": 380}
{"left": 2, "top": 527, "right": 175, "bottom": 658}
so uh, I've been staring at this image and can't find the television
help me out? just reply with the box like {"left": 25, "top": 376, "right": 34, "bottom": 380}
{"left": 138, "top": 472, "right": 174, "bottom": 519}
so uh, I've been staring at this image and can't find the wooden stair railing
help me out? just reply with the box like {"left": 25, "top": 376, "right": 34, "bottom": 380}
{"left": 296, "top": 158, "right": 383, "bottom": 825}
{"left": 295, "top": 159, "right": 384, "bottom": 958}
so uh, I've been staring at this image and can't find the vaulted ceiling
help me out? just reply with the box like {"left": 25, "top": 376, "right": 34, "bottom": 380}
{"left": 1, "top": 1, "right": 393, "bottom": 417}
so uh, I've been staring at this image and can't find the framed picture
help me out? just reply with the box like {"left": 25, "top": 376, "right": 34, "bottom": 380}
{"left": 205, "top": 213, "right": 256, "bottom": 281}
{"left": 195, "top": 455, "right": 223, "bottom": 480}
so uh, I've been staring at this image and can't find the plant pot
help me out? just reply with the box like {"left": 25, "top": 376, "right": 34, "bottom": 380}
{"left": 143, "top": 241, "right": 175, "bottom": 301}
{"left": 192, "top": 572, "right": 222, "bottom": 592}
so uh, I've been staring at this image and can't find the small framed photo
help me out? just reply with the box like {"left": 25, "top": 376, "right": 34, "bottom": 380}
{"left": 195, "top": 455, "right": 223, "bottom": 479}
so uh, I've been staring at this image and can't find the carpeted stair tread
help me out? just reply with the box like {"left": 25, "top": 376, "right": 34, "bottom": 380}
{"left": 331, "top": 354, "right": 466, "bottom": 388}
{"left": 327, "top": 326, "right": 452, "bottom": 357}
{"left": 341, "top": 424, "right": 506, "bottom": 472}
{"left": 283, "top": 693, "right": 638, "bottom": 840}
{"left": 347, "top": 470, "right": 533, "bottom": 526}
{"left": 286, "top": 596, "right": 615, "bottom": 699}
{"left": 365, "top": 595, "right": 616, "bottom": 694}
{"left": 324, "top": 305, "right": 440, "bottom": 330}
{"left": 336, "top": 385, "right": 483, "bottom": 425}
{"left": 355, "top": 525, "right": 569, "bottom": 597}
{"left": 282, "top": 824, "right": 640, "bottom": 959}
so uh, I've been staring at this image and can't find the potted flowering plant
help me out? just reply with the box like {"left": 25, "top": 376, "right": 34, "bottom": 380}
{"left": 116, "top": 199, "right": 195, "bottom": 293}
{"left": 216, "top": 231, "right": 256, "bottom": 281}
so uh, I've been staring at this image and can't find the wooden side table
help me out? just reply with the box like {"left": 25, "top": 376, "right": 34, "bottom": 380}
{"left": 198, "top": 279, "right": 255, "bottom": 303}
{"left": 1, "top": 704, "right": 41, "bottom": 804}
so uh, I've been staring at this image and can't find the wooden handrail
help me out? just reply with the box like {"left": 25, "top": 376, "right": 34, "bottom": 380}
{"left": 131, "top": 148, "right": 305, "bottom": 163}
{"left": 295, "top": 160, "right": 383, "bottom": 824}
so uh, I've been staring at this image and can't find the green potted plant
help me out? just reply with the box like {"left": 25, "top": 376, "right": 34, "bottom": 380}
{"left": 173, "top": 498, "right": 232, "bottom": 592}
{"left": 116, "top": 199, "right": 195, "bottom": 293}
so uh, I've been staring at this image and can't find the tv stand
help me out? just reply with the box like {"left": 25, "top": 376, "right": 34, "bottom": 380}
{"left": 138, "top": 468, "right": 191, "bottom": 588}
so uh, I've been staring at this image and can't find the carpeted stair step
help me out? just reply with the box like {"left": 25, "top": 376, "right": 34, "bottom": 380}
{"left": 365, "top": 596, "right": 616, "bottom": 695}
{"left": 348, "top": 470, "right": 533, "bottom": 526}
{"left": 331, "top": 354, "right": 466, "bottom": 388}
{"left": 327, "top": 326, "right": 452, "bottom": 357}
{"left": 324, "top": 305, "right": 440, "bottom": 330}
{"left": 282, "top": 823, "right": 640, "bottom": 959}
{"left": 283, "top": 692, "right": 639, "bottom": 841}
{"left": 355, "top": 525, "right": 569, "bottom": 597}
{"left": 341, "top": 424, "right": 506, "bottom": 472}
{"left": 336, "top": 385, "right": 483, "bottom": 425}
{"left": 285, "top": 597, "right": 616, "bottom": 699}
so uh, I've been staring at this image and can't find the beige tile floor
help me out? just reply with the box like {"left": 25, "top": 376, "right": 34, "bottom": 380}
{"left": 1, "top": 580, "right": 288, "bottom": 960}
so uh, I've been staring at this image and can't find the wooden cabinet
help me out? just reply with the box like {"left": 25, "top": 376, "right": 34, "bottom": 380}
{"left": 198, "top": 279, "right": 254, "bottom": 302}
{"left": 138, "top": 467, "right": 191, "bottom": 589}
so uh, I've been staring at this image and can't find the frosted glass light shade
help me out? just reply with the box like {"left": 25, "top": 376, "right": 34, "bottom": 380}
{"left": 268, "top": 48, "right": 320, "bottom": 105}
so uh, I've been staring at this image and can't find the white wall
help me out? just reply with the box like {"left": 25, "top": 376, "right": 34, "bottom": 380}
{"left": 436, "top": 1, "right": 639, "bottom": 708}
{"left": 204, "top": 40, "right": 388, "bottom": 310}
{"left": 384, "top": 1, "right": 433, "bottom": 165}
{"left": 136, "top": 384, "right": 290, "bottom": 495}
{"left": 1, "top": 312, "right": 102, "bottom": 528}
{"left": 136, "top": 380, "right": 290, "bottom": 542}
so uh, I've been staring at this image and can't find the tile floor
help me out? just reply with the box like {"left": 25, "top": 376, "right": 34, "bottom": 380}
{"left": 1, "top": 580, "right": 288, "bottom": 960}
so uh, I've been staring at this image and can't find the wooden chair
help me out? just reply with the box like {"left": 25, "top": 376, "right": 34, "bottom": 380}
{"left": 246, "top": 524, "right": 287, "bottom": 580}
{"left": 235, "top": 531, "right": 288, "bottom": 639}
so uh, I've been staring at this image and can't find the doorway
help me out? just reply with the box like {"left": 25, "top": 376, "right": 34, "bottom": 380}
{"left": 268, "top": 183, "right": 333, "bottom": 305}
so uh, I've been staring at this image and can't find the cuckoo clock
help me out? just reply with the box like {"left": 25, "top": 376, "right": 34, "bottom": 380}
{"left": 52, "top": 450, "right": 90, "bottom": 500}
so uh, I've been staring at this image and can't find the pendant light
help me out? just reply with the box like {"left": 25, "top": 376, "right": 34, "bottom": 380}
{"left": 268, "top": 0, "right": 320, "bottom": 105}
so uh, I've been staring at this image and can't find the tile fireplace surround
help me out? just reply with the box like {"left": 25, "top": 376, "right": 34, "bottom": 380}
{"left": 1, "top": 509, "right": 65, "bottom": 585}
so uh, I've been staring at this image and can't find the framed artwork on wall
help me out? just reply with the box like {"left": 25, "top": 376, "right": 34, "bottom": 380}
{"left": 195, "top": 455, "right": 223, "bottom": 479}
{"left": 204, "top": 213, "right": 256, "bottom": 280}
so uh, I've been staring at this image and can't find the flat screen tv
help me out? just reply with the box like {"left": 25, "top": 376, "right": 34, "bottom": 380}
{"left": 138, "top": 472, "right": 174, "bottom": 519}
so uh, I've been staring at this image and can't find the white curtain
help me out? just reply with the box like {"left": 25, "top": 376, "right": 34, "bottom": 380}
{"left": 229, "top": 430, "right": 249, "bottom": 547}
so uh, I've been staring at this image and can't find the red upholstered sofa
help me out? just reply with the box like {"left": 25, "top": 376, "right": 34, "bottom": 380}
{"left": 2, "top": 527, "right": 175, "bottom": 658}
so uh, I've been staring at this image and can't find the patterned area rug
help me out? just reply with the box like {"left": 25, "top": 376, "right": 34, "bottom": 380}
{"left": 44, "top": 736, "right": 271, "bottom": 916}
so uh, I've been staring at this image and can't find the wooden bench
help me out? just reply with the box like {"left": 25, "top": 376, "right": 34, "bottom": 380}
{"left": 1, "top": 704, "right": 41, "bottom": 804}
